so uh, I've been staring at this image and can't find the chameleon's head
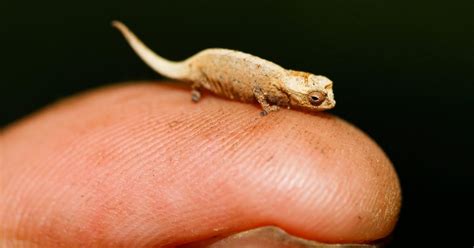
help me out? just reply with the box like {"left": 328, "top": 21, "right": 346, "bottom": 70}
{"left": 282, "top": 70, "right": 336, "bottom": 111}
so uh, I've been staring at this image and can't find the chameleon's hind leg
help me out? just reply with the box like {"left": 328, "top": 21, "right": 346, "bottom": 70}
{"left": 253, "top": 86, "right": 280, "bottom": 116}
{"left": 191, "top": 82, "right": 202, "bottom": 102}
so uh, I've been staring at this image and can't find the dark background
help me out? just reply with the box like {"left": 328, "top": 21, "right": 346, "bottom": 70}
{"left": 1, "top": 0, "right": 473, "bottom": 246}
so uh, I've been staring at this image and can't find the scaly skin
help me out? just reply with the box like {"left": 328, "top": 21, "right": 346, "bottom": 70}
{"left": 112, "top": 21, "right": 336, "bottom": 115}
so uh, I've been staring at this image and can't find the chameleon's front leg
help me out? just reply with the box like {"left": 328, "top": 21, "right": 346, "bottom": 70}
{"left": 253, "top": 86, "right": 280, "bottom": 116}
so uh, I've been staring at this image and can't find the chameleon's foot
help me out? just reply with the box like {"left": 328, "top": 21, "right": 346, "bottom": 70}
{"left": 191, "top": 89, "right": 201, "bottom": 102}
{"left": 253, "top": 86, "right": 280, "bottom": 116}
{"left": 260, "top": 105, "right": 280, "bottom": 116}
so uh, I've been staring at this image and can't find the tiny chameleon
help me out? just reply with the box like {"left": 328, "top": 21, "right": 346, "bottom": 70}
{"left": 112, "top": 21, "right": 336, "bottom": 116}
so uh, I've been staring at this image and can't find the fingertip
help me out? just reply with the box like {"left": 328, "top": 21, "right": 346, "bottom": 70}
{"left": 2, "top": 82, "right": 400, "bottom": 246}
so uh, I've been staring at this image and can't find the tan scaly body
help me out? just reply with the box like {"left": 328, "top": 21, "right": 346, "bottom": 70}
{"left": 113, "top": 21, "right": 335, "bottom": 115}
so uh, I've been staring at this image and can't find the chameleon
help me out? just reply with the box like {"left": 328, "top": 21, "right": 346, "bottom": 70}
{"left": 112, "top": 21, "right": 335, "bottom": 115}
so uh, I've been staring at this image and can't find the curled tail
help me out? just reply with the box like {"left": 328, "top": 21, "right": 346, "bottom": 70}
{"left": 112, "top": 21, "right": 189, "bottom": 79}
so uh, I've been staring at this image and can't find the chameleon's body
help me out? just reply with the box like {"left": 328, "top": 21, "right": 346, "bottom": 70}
{"left": 113, "top": 21, "right": 335, "bottom": 115}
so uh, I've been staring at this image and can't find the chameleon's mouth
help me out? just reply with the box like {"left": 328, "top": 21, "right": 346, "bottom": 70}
{"left": 322, "top": 98, "right": 336, "bottom": 109}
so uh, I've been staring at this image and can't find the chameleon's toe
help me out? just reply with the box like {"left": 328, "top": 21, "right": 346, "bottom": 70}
{"left": 191, "top": 90, "right": 201, "bottom": 102}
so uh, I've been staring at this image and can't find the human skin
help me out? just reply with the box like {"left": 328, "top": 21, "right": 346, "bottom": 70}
{"left": 0, "top": 82, "right": 401, "bottom": 247}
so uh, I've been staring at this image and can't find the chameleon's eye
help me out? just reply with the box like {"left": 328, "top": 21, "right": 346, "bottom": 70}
{"left": 308, "top": 91, "right": 326, "bottom": 106}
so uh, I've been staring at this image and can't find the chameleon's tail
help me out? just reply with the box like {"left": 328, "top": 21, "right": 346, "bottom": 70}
{"left": 112, "top": 21, "right": 189, "bottom": 80}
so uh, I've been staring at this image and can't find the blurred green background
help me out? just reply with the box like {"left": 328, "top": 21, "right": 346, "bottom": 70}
{"left": 1, "top": 0, "right": 473, "bottom": 246}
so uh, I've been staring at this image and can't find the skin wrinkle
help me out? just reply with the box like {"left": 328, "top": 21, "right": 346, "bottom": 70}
{"left": 15, "top": 109, "right": 161, "bottom": 244}
{"left": 119, "top": 168, "right": 177, "bottom": 246}
{"left": 108, "top": 179, "right": 161, "bottom": 246}
{"left": 253, "top": 119, "right": 335, "bottom": 214}
{"left": 226, "top": 134, "right": 285, "bottom": 200}
{"left": 2, "top": 93, "right": 91, "bottom": 242}
{"left": 16, "top": 114, "right": 239, "bottom": 244}
{"left": 276, "top": 162, "right": 342, "bottom": 236}
{"left": 322, "top": 176, "right": 352, "bottom": 236}
{"left": 20, "top": 143, "right": 76, "bottom": 244}
{"left": 219, "top": 125, "right": 273, "bottom": 167}
{"left": 104, "top": 108, "right": 254, "bottom": 246}
{"left": 6, "top": 102, "right": 157, "bottom": 244}
{"left": 4, "top": 121, "right": 81, "bottom": 231}
{"left": 224, "top": 121, "right": 264, "bottom": 161}
{"left": 49, "top": 118, "right": 161, "bottom": 243}
{"left": 234, "top": 105, "right": 374, "bottom": 240}
{"left": 327, "top": 162, "right": 369, "bottom": 237}
{"left": 239, "top": 144, "right": 312, "bottom": 234}
{"left": 170, "top": 125, "right": 272, "bottom": 245}
{"left": 98, "top": 118, "right": 212, "bottom": 243}
{"left": 247, "top": 114, "right": 391, "bottom": 240}
{"left": 1, "top": 82, "right": 401, "bottom": 247}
